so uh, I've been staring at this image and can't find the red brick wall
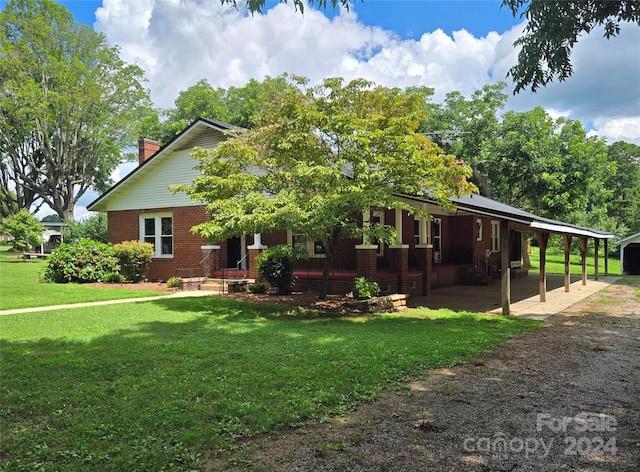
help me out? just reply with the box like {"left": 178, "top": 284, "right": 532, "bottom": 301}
{"left": 108, "top": 206, "right": 210, "bottom": 282}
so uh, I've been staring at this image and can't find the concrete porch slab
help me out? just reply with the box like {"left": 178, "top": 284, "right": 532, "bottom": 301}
{"left": 408, "top": 274, "right": 619, "bottom": 321}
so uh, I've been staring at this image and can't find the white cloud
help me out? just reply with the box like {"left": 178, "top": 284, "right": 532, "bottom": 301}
{"left": 589, "top": 117, "right": 640, "bottom": 145}
{"left": 92, "top": 0, "right": 639, "bottom": 140}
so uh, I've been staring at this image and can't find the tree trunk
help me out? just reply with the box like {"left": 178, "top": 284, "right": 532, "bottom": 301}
{"left": 318, "top": 227, "right": 341, "bottom": 300}
{"left": 522, "top": 233, "right": 531, "bottom": 269}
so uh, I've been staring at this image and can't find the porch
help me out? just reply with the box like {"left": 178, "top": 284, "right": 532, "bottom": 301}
{"left": 408, "top": 273, "right": 620, "bottom": 320}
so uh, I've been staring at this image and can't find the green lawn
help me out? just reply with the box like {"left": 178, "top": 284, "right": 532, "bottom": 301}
{"left": 526, "top": 248, "right": 621, "bottom": 276}
{"left": 0, "top": 298, "right": 541, "bottom": 471}
{"left": 0, "top": 257, "right": 169, "bottom": 310}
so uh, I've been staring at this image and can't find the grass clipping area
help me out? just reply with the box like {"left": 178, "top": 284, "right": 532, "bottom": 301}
{"left": 0, "top": 296, "right": 540, "bottom": 471}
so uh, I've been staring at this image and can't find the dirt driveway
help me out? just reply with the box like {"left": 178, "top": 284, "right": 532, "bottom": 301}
{"left": 215, "top": 280, "right": 639, "bottom": 471}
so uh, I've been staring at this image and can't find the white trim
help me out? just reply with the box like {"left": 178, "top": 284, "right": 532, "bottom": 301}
{"left": 140, "top": 212, "right": 173, "bottom": 258}
{"left": 531, "top": 221, "right": 618, "bottom": 239}
{"left": 200, "top": 245, "right": 220, "bottom": 250}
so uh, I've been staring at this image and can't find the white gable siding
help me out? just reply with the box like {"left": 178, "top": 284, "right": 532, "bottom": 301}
{"left": 105, "top": 148, "right": 205, "bottom": 211}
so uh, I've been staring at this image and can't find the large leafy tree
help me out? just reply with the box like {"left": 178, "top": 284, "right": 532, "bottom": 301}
{"left": 175, "top": 76, "right": 474, "bottom": 299}
{"left": 503, "top": 0, "right": 640, "bottom": 93}
{"left": 0, "top": 0, "right": 154, "bottom": 221}
{"left": 605, "top": 141, "right": 640, "bottom": 234}
{"left": 480, "top": 107, "right": 611, "bottom": 220}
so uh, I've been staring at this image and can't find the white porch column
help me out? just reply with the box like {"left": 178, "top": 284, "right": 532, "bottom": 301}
{"left": 419, "top": 203, "right": 428, "bottom": 246}
{"left": 247, "top": 233, "right": 267, "bottom": 250}
{"left": 362, "top": 209, "right": 371, "bottom": 245}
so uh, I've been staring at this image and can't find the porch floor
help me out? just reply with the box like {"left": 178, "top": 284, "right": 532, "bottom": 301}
{"left": 408, "top": 274, "right": 620, "bottom": 321}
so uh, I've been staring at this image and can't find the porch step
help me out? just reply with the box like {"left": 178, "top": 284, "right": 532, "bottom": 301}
{"left": 200, "top": 277, "right": 255, "bottom": 293}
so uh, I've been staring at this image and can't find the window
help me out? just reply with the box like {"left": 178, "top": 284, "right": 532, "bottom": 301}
{"left": 414, "top": 218, "right": 420, "bottom": 245}
{"left": 291, "top": 233, "right": 307, "bottom": 250}
{"left": 432, "top": 218, "right": 441, "bottom": 252}
{"left": 491, "top": 220, "right": 500, "bottom": 252}
{"left": 141, "top": 213, "right": 173, "bottom": 257}
{"left": 476, "top": 218, "right": 483, "bottom": 241}
{"left": 288, "top": 231, "right": 325, "bottom": 258}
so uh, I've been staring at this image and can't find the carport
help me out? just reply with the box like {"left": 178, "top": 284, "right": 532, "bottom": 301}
{"left": 620, "top": 232, "right": 640, "bottom": 275}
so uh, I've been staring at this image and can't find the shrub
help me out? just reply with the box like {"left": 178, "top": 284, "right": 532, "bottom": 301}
{"left": 43, "top": 239, "right": 120, "bottom": 283}
{"left": 113, "top": 240, "right": 154, "bottom": 283}
{"left": 103, "top": 272, "right": 124, "bottom": 283}
{"left": 256, "top": 245, "right": 305, "bottom": 295}
{"left": 248, "top": 282, "right": 267, "bottom": 294}
{"left": 0, "top": 210, "right": 45, "bottom": 252}
{"left": 353, "top": 277, "right": 380, "bottom": 299}
{"left": 166, "top": 276, "right": 182, "bottom": 289}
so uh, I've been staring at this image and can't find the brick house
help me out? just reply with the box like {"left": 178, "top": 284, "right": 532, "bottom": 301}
{"left": 88, "top": 118, "right": 616, "bottom": 311}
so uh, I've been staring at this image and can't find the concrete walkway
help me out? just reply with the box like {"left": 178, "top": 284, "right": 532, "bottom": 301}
{"left": 408, "top": 274, "right": 620, "bottom": 321}
{"left": 0, "top": 290, "right": 214, "bottom": 316}
{"left": 489, "top": 276, "right": 619, "bottom": 320}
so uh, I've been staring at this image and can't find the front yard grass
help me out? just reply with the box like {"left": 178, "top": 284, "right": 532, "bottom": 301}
{"left": 0, "top": 297, "right": 540, "bottom": 471}
{"left": 527, "top": 248, "right": 621, "bottom": 276}
{"left": 0, "top": 257, "right": 168, "bottom": 310}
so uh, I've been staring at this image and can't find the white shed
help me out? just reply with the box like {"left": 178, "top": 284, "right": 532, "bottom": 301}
{"left": 620, "top": 232, "right": 640, "bottom": 275}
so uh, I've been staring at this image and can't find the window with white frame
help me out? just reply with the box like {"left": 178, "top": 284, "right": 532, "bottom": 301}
{"left": 414, "top": 217, "right": 420, "bottom": 245}
{"left": 432, "top": 218, "right": 441, "bottom": 252}
{"left": 141, "top": 213, "right": 173, "bottom": 257}
{"left": 491, "top": 220, "right": 500, "bottom": 252}
{"left": 476, "top": 218, "right": 483, "bottom": 241}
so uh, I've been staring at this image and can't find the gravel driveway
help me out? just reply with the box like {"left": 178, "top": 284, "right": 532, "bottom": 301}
{"left": 214, "top": 280, "right": 639, "bottom": 471}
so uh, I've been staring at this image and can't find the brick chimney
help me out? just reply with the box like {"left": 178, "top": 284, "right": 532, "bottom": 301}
{"left": 138, "top": 138, "right": 161, "bottom": 165}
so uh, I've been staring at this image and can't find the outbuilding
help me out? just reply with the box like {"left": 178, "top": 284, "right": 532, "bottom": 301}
{"left": 620, "top": 232, "right": 640, "bottom": 275}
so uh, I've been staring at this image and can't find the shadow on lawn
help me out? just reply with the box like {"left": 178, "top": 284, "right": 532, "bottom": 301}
{"left": 0, "top": 298, "right": 539, "bottom": 471}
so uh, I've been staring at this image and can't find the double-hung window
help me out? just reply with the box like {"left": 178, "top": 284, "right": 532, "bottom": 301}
{"left": 141, "top": 213, "right": 173, "bottom": 257}
{"left": 491, "top": 220, "right": 500, "bottom": 252}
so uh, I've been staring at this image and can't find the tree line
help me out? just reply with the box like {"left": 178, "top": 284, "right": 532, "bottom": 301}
{"left": 2, "top": 0, "right": 638, "bottom": 243}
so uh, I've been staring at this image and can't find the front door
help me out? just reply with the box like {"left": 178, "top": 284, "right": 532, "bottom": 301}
{"left": 227, "top": 237, "right": 241, "bottom": 269}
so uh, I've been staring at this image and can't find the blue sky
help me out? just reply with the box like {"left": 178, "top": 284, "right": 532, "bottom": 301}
{"left": 60, "top": 0, "right": 519, "bottom": 39}
{"left": 3, "top": 0, "right": 639, "bottom": 218}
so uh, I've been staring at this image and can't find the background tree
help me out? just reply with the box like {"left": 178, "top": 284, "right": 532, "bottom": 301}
{"left": 480, "top": 107, "right": 611, "bottom": 220}
{"left": 0, "top": 0, "right": 154, "bottom": 221}
{"left": 63, "top": 212, "right": 108, "bottom": 243}
{"left": 604, "top": 141, "right": 640, "bottom": 234}
{"left": 421, "top": 82, "right": 508, "bottom": 196}
{"left": 0, "top": 209, "right": 45, "bottom": 252}
{"left": 502, "top": 0, "right": 640, "bottom": 92}
{"left": 148, "top": 76, "right": 290, "bottom": 144}
{"left": 175, "top": 76, "right": 474, "bottom": 299}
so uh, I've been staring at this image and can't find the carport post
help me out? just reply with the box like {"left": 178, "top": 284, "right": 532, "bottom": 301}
{"left": 538, "top": 232, "right": 549, "bottom": 302}
{"left": 594, "top": 238, "right": 600, "bottom": 281}
{"left": 500, "top": 219, "right": 511, "bottom": 315}
{"left": 580, "top": 237, "right": 588, "bottom": 285}
{"left": 563, "top": 234, "right": 571, "bottom": 292}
